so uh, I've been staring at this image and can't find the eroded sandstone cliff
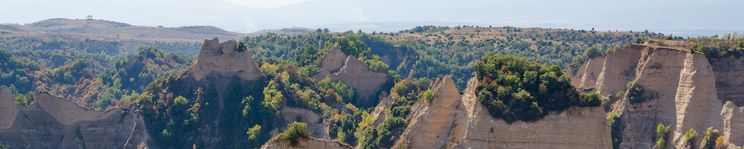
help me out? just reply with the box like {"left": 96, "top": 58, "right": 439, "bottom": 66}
{"left": 184, "top": 38, "right": 263, "bottom": 81}
{"left": 0, "top": 87, "right": 149, "bottom": 149}
{"left": 313, "top": 47, "right": 391, "bottom": 107}
{"left": 573, "top": 41, "right": 744, "bottom": 148}
{"left": 394, "top": 76, "right": 612, "bottom": 149}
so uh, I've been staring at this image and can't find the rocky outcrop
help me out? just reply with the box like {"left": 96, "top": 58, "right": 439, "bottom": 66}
{"left": 394, "top": 76, "right": 468, "bottom": 149}
{"left": 261, "top": 137, "right": 352, "bottom": 149}
{"left": 279, "top": 107, "right": 330, "bottom": 139}
{"left": 184, "top": 38, "right": 263, "bottom": 81}
{"left": 0, "top": 87, "right": 149, "bottom": 148}
{"left": 722, "top": 101, "right": 744, "bottom": 146}
{"left": 394, "top": 76, "right": 612, "bottom": 149}
{"left": 314, "top": 48, "right": 391, "bottom": 107}
{"left": 572, "top": 41, "right": 744, "bottom": 148}
{"left": 0, "top": 88, "right": 18, "bottom": 129}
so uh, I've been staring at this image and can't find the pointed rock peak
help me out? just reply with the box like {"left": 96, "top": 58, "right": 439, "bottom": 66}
{"left": 186, "top": 38, "right": 263, "bottom": 81}
{"left": 312, "top": 45, "right": 392, "bottom": 107}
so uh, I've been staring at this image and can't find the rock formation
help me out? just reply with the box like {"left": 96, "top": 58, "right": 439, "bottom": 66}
{"left": 184, "top": 38, "right": 263, "bottom": 81}
{"left": 572, "top": 41, "right": 744, "bottom": 148}
{"left": 394, "top": 76, "right": 613, "bottom": 149}
{"left": 314, "top": 47, "right": 391, "bottom": 107}
{"left": 0, "top": 87, "right": 149, "bottom": 149}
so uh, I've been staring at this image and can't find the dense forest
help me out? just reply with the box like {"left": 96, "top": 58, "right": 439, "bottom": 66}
{"left": 243, "top": 26, "right": 659, "bottom": 88}
{"left": 0, "top": 37, "right": 193, "bottom": 110}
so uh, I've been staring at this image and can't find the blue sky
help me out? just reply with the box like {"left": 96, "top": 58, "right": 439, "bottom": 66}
{"left": 1, "top": 0, "right": 743, "bottom": 35}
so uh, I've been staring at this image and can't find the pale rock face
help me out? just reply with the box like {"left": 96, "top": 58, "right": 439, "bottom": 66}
{"left": 621, "top": 48, "right": 688, "bottom": 148}
{"left": 0, "top": 88, "right": 17, "bottom": 129}
{"left": 185, "top": 38, "right": 263, "bottom": 81}
{"left": 670, "top": 53, "right": 722, "bottom": 148}
{"left": 394, "top": 76, "right": 612, "bottom": 149}
{"left": 710, "top": 56, "right": 744, "bottom": 105}
{"left": 0, "top": 87, "right": 149, "bottom": 149}
{"left": 314, "top": 48, "right": 391, "bottom": 107}
{"left": 394, "top": 76, "right": 467, "bottom": 149}
{"left": 572, "top": 42, "right": 744, "bottom": 148}
{"left": 722, "top": 101, "right": 744, "bottom": 146}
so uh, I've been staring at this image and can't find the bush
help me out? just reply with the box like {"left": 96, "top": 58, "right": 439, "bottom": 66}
{"left": 684, "top": 128, "right": 697, "bottom": 146}
{"left": 606, "top": 111, "right": 619, "bottom": 125}
{"left": 700, "top": 127, "right": 718, "bottom": 149}
{"left": 715, "top": 136, "right": 727, "bottom": 149}
{"left": 421, "top": 89, "right": 434, "bottom": 103}
{"left": 628, "top": 85, "right": 654, "bottom": 104}
{"left": 246, "top": 124, "right": 262, "bottom": 141}
{"left": 655, "top": 123, "right": 669, "bottom": 149}
{"left": 277, "top": 122, "right": 310, "bottom": 145}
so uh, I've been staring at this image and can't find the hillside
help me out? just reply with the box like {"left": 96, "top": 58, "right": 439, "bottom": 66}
{"left": 1, "top": 18, "right": 243, "bottom": 43}
{"left": 0, "top": 18, "right": 244, "bottom": 55}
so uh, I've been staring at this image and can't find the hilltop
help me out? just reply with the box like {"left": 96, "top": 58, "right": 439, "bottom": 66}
{"left": 0, "top": 18, "right": 243, "bottom": 42}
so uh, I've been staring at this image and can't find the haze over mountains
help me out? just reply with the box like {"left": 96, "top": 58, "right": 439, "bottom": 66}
{"left": 2, "top": 0, "right": 744, "bottom": 35}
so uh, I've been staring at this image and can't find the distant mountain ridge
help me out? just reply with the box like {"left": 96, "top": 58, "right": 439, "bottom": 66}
{"left": 0, "top": 18, "right": 245, "bottom": 42}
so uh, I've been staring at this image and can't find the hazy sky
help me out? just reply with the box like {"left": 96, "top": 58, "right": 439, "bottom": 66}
{"left": 1, "top": 0, "right": 743, "bottom": 35}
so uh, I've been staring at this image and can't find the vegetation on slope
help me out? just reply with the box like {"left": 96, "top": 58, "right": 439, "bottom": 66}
{"left": 473, "top": 54, "right": 600, "bottom": 122}
{"left": 356, "top": 79, "right": 430, "bottom": 149}
{"left": 0, "top": 46, "right": 191, "bottom": 109}
{"left": 244, "top": 26, "right": 658, "bottom": 88}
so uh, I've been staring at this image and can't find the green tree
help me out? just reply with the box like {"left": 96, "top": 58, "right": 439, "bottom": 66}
{"left": 421, "top": 89, "right": 433, "bottom": 103}
{"left": 242, "top": 96, "right": 254, "bottom": 117}
{"left": 246, "top": 124, "right": 262, "bottom": 141}
{"left": 263, "top": 80, "right": 284, "bottom": 110}
{"left": 174, "top": 96, "right": 188, "bottom": 106}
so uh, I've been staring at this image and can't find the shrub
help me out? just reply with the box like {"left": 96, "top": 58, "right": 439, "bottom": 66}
{"left": 421, "top": 89, "right": 434, "bottom": 103}
{"left": 656, "top": 138, "right": 666, "bottom": 149}
{"left": 700, "top": 127, "right": 717, "bottom": 149}
{"left": 246, "top": 124, "right": 262, "bottom": 141}
{"left": 655, "top": 123, "right": 669, "bottom": 149}
{"left": 277, "top": 122, "right": 310, "bottom": 145}
{"left": 262, "top": 80, "right": 284, "bottom": 110}
{"left": 606, "top": 111, "right": 619, "bottom": 125}
{"left": 684, "top": 128, "right": 697, "bottom": 146}
{"left": 173, "top": 96, "right": 188, "bottom": 106}
{"left": 715, "top": 136, "right": 727, "bottom": 149}
{"left": 629, "top": 85, "right": 654, "bottom": 104}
